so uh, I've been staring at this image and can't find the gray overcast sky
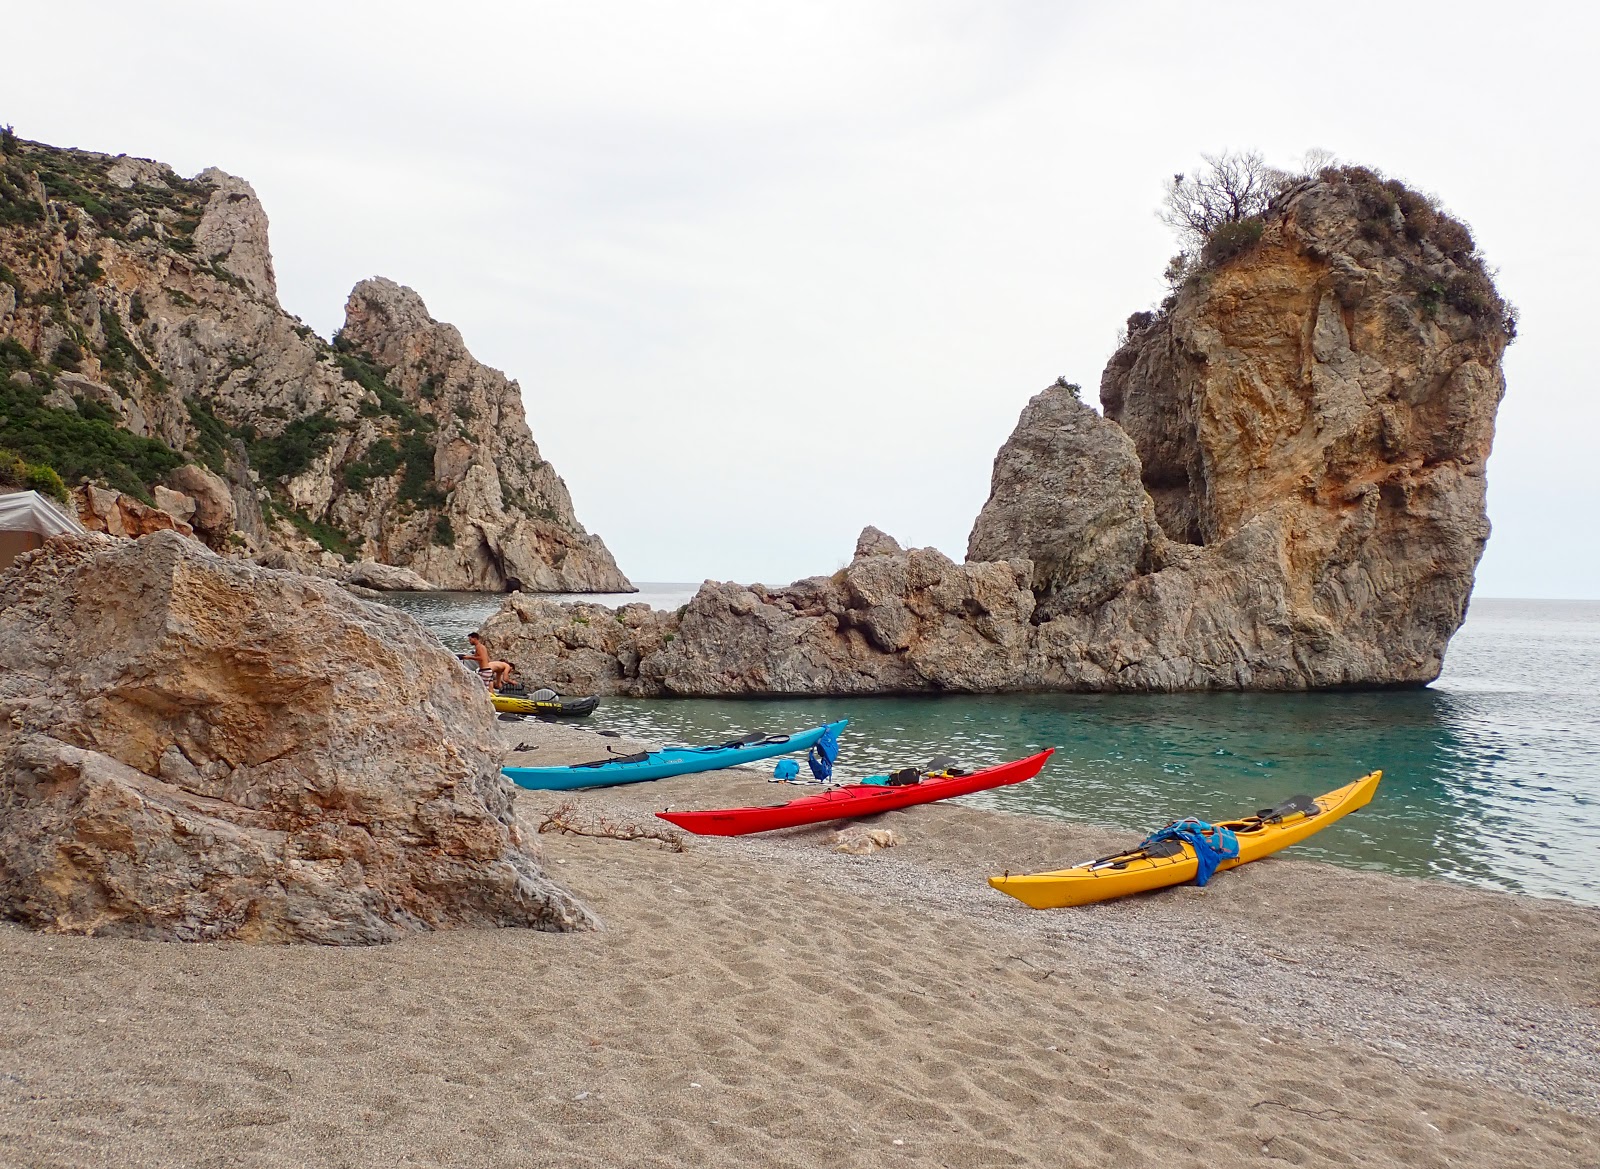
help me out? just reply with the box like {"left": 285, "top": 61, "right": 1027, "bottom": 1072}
{"left": 7, "top": 1, "right": 1597, "bottom": 597}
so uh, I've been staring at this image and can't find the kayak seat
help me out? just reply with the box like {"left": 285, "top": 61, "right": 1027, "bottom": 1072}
{"left": 1256, "top": 793, "right": 1320, "bottom": 824}
{"left": 925, "top": 755, "right": 968, "bottom": 776}
{"left": 573, "top": 751, "right": 651, "bottom": 769}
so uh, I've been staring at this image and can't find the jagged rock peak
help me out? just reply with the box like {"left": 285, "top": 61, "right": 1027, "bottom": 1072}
{"left": 0, "top": 133, "right": 630, "bottom": 593}
{"left": 854, "top": 526, "right": 903, "bottom": 559}
{"left": 194, "top": 168, "right": 277, "bottom": 302}
{"left": 333, "top": 277, "right": 634, "bottom": 593}
{"left": 1027, "top": 165, "right": 1506, "bottom": 687}
{"left": 1101, "top": 165, "right": 1512, "bottom": 555}
{"left": 967, "top": 382, "right": 1162, "bottom": 618}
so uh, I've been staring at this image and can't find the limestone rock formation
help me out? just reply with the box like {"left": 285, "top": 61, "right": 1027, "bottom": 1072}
{"left": 971, "top": 165, "right": 1511, "bottom": 689}
{"left": 74, "top": 483, "right": 195, "bottom": 540}
{"left": 477, "top": 529, "right": 1036, "bottom": 695}
{"left": 0, "top": 530, "right": 595, "bottom": 943}
{"left": 966, "top": 382, "right": 1161, "bottom": 618}
{"left": 335, "top": 278, "right": 632, "bottom": 591}
{"left": 343, "top": 559, "right": 437, "bottom": 592}
{"left": 493, "top": 166, "right": 1508, "bottom": 694}
{"left": 0, "top": 134, "right": 629, "bottom": 592}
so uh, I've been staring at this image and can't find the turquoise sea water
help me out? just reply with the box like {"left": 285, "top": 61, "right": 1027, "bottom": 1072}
{"left": 386, "top": 592, "right": 1600, "bottom": 907}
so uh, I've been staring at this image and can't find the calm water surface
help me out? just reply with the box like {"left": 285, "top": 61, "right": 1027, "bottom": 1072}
{"left": 384, "top": 591, "right": 1600, "bottom": 907}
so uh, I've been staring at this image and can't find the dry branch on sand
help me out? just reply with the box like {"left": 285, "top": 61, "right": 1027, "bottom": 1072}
{"left": 537, "top": 803, "right": 686, "bottom": 852}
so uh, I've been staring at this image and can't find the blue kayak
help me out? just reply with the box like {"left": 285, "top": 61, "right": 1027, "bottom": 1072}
{"left": 502, "top": 720, "right": 849, "bottom": 791}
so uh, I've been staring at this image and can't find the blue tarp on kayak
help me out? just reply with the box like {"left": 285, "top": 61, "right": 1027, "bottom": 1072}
{"left": 1139, "top": 818, "right": 1240, "bottom": 886}
{"left": 807, "top": 724, "right": 841, "bottom": 781}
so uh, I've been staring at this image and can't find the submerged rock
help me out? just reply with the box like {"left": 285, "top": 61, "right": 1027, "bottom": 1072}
{"left": 0, "top": 531, "right": 595, "bottom": 943}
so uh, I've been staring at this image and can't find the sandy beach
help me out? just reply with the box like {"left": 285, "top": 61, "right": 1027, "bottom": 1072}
{"left": 2, "top": 719, "right": 1597, "bottom": 1168}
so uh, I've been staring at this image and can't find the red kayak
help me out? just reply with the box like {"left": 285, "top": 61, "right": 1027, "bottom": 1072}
{"left": 656, "top": 749, "right": 1054, "bottom": 836}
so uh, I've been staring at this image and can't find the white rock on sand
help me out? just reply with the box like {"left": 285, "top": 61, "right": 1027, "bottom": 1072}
{"left": 0, "top": 718, "right": 1595, "bottom": 1167}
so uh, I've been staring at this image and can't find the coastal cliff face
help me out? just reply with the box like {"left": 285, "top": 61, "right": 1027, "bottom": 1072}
{"left": 483, "top": 168, "right": 1508, "bottom": 694}
{"left": 0, "top": 531, "right": 595, "bottom": 943}
{"left": 0, "top": 135, "right": 629, "bottom": 591}
{"left": 985, "top": 167, "right": 1508, "bottom": 689}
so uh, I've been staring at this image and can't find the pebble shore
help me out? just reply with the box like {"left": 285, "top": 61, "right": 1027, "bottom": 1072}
{"left": 1, "top": 717, "right": 1595, "bottom": 1167}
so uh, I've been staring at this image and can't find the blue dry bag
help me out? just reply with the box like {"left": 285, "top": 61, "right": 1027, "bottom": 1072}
{"left": 807, "top": 725, "right": 841, "bottom": 781}
{"left": 772, "top": 758, "right": 800, "bottom": 780}
{"left": 1138, "top": 818, "right": 1240, "bottom": 887}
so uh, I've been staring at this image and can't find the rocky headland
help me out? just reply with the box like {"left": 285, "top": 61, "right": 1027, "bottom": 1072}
{"left": 481, "top": 166, "right": 1512, "bottom": 693}
{"left": 0, "top": 133, "right": 629, "bottom": 592}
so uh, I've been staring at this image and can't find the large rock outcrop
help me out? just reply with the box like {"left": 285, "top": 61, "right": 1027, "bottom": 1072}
{"left": 0, "top": 530, "right": 595, "bottom": 943}
{"left": 335, "top": 279, "right": 631, "bottom": 591}
{"left": 478, "top": 527, "right": 1037, "bottom": 695}
{"left": 489, "top": 167, "right": 1508, "bottom": 694}
{"left": 966, "top": 382, "right": 1161, "bottom": 618}
{"left": 0, "top": 134, "right": 630, "bottom": 592}
{"left": 969, "top": 166, "right": 1509, "bottom": 688}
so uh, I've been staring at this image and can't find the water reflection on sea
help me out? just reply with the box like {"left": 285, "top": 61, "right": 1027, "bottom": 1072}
{"left": 379, "top": 590, "right": 1600, "bottom": 907}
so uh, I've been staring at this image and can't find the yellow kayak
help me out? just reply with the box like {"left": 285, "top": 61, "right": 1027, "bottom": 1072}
{"left": 989, "top": 771, "right": 1382, "bottom": 909}
{"left": 490, "top": 691, "right": 599, "bottom": 718}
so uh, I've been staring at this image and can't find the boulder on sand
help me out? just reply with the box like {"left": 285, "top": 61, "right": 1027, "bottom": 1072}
{"left": 0, "top": 530, "right": 595, "bottom": 943}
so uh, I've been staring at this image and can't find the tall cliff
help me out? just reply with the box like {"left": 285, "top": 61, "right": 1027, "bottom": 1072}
{"left": 479, "top": 165, "right": 1509, "bottom": 694}
{"left": 970, "top": 166, "right": 1510, "bottom": 689}
{"left": 0, "top": 133, "right": 630, "bottom": 592}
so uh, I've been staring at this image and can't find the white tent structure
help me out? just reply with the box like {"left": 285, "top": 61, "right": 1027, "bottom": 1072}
{"left": 0, "top": 489, "right": 86, "bottom": 571}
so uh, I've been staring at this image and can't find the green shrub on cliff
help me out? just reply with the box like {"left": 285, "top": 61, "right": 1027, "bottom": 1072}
{"left": 1156, "top": 152, "right": 1516, "bottom": 342}
{"left": 49, "top": 336, "right": 83, "bottom": 371}
{"left": 1320, "top": 164, "right": 1515, "bottom": 338}
{"left": 342, "top": 438, "right": 401, "bottom": 489}
{"left": 184, "top": 396, "right": 233, "bottom": 474}
{"left": 0, "top": 449, "right": 69, "bottom": 503}
{"left": 25, "top": 462, "right": 68, "bottom": 502}
{"left": 99, "top": 307, "right": 149, "bottom": 374}
{"left": 1200, "top": 217, "right": 1264, "bottom": 266}
{"left": 282, "top": 505, "right": 357, "bottom": 556}
{"left": 244, "top": 409, "right": 338, "bottom": 482}
{"left": 0, "top": 341, "right": 182, "bottom": 501}
{"left": 330, "top": 335, "right": 447, "bottom": 509}
{"left": 0, "top": 160, "right": 43, "bottom": 227}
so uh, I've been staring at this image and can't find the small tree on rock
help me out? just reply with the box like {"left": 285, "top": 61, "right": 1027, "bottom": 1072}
{"left": 1160, "top": 150, "right": 1285, "bottom": 253}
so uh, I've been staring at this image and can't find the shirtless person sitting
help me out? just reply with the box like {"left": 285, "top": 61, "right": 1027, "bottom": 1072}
{"left": 459, "top": 632, "right": 515, "bottom": 690}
